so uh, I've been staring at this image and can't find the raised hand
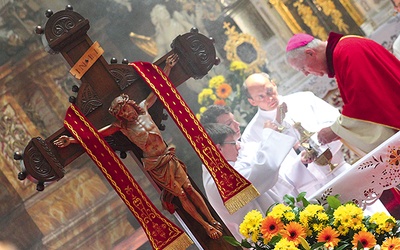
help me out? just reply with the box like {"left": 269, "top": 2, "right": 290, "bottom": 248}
{"left": 163, "top": 53, "right": 179, "bottom": 76}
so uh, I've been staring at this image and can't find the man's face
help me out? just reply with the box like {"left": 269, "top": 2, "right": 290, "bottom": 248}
{"left": 218, "top": 134, "right": 240, "bottom": 162}
{"left": 216, "top": 112, "right": 241, "bottom": 140}
{"left": 247, "top": 77, "right": 279, "bottom": 111}
{"left": 394, "top": 0, "right": 400, "bottom": 12}
{"left": 288, "top": 48, "right": 328, "bottom": 77}
{"left": 118, "top": 103, "right": 138, "bottom": 121}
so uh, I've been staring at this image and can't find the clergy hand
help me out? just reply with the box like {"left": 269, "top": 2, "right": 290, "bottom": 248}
{"left": 53, "top": 135, "right": 72, "bottom": 148}
{"left": 317, "top": 127, "right": 340, "bottom": 145}
{"left": 263, "top": 120, "right": 279, "bottom": 131}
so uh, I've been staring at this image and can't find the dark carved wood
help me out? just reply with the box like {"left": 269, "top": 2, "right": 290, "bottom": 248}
{"left": 17, "top": 5, "right": 240, "bottom": 250}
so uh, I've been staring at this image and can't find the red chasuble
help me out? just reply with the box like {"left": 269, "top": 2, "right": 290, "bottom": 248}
{"left": 327, "top": 32, "right": 400, "bottom": 130}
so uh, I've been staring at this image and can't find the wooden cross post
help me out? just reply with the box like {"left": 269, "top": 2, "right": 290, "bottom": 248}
{"left": 15, "top": 5, "right": 240, "bottom": 250}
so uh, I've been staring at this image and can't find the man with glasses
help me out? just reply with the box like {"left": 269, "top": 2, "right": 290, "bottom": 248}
{"left": 203, "top": 122, "right": 297, "bottom": 240}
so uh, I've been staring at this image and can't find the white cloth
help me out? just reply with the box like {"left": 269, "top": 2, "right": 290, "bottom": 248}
{"left": 202, "top": 128, "right": 296, "bottom": 240}
{"left": 309, "top": 132, "right": 400, "bottom": 214}
{"left": 241, "top": 91, "right": 344, "bottom": 189}
{"left": 393, "top": 35, "right": 400, "bottom": 59}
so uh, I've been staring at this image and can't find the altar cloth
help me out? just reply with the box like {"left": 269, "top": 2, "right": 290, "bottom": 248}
{"left": 309, "top": 131, "right": 400, "bottom": 209}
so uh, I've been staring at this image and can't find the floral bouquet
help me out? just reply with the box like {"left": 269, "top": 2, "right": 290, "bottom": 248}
{"left": 224, "top": 193, "right": 400, "bottom": 250}
{"left": 196, "top": 61, "right": 256, "bottom": 127}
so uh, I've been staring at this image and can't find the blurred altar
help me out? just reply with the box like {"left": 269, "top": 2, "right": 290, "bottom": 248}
{"left": 0, "top": 0, "right": 398, "bottom": 249}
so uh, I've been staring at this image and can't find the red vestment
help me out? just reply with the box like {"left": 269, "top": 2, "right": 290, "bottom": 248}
{"left": 326, "top": 32, "right": 400, "bottom": 130}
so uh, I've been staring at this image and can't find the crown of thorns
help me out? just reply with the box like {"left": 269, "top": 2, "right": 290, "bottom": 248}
{"left": 109, "top": 93, "right": 130, "bottom": 116}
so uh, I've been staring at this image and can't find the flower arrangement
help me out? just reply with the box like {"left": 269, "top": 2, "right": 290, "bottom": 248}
{"left": 196, "top": 60, "right": 256, "bottom": 127}
{"left": 225, "top": 193, "right": 400, "bottom": 250}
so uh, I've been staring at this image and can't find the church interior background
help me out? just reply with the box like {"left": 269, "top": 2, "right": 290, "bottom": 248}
{"left": 0, "top": 0, "right": 398, "bottom": 249}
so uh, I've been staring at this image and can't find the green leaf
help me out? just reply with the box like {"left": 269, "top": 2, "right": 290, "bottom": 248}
{"left": 269, "top": 235, "right": 282, "bottom": 244}
{"left": 309, "top": 242, "right": 325, "bottom": 249}
{"left": 357, "top": 240, "right": 364, "bottom": 250}
{"left": 283, "top": 194, "right": 295, "bottom": 206}
{"left": 300, "top": 196, "right": 310, "bottom": 207}
{"left": 327, "top": 195, "right": 342, "bottom": 209}
{"left": 296, "top": 192, "right": 307, "bottom": 201}
{"left": 241, "top": 240, "right": 252, "bottom": 248}
{"left": 336, "top": 243, "right": 351, "bottom": 250}
{"left": 223, "top": 236, "right": 241, "bottom": 246}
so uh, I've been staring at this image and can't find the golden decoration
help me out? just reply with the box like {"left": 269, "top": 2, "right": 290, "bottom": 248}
{"left": 314, "top": 0, "right": 349, "bottom": 33}
{"left": 293, "top": 0, "right": 327, "bottom": 40}
{"left": 339, "top": 0, "right": 365, "bottom": 27}
{"left": 269, "top": 0, "right": 303, "bottom": 34}
{"left": 222, "top": 22, "right": 267, "bottom": 73}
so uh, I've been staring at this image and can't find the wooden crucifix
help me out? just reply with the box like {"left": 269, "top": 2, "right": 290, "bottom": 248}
{"left": 14, "top": 5, "right": 241, "bottom": 250}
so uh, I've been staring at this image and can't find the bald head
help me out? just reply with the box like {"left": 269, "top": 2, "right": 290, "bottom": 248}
{"left": 243, "top": 73, "right": 279, "bottom": 111}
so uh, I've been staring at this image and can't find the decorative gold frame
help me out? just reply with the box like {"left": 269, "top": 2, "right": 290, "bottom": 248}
{"left": 223, "top": 22, "right": 267, "bottom": 73}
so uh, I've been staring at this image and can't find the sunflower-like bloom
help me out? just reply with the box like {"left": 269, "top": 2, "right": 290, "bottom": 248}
{"left": 274, "top": 238, "right": 300, "bottom": 250}
{"left": 282, "top": 221, "right": 306, "bottom": 246}
{"left": 260, "top": 215, "right": 284, "bottom": 242}
{"left": 317, "top": 226, "right": 340, "bottom": 248}
{"left": 216, "top": 83, "right": 232, "bottom": 99}
{"left": 239, "top": 210, "right": 263, "bottom": 242}
{"left": 381, "top": 237, "right": 400, "bottom": 250}
{"left": 369, "top": 212, "right": 396, "bottom": 234}
{"left": 352, "top": 231, "right": 377, "bottom": 249}
{"left": 208, "top": 75, "right": 226, "bottom": 89}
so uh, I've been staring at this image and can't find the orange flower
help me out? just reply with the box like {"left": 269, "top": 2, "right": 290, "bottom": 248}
{"left": 317, "top": 226, "right": 340, "bottom": 248}
{"left": 214, "top": 99, "right": 226, "bottom": 106}
{"left": 282, "top": 221, "right": 306, "bottom": 246}
{"left": 352, "top": 231, "right": 376, "bottom": 248}
{"left": 382, "top": 237, "right": 400, "bottom": 250}
{"left": 260, "top": 216, "right": 284, "bottom": 241}
{"left": 216, "top": 83, "right": 232, "bottom": 99}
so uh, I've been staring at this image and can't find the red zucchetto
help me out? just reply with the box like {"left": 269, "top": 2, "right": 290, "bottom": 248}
{"left": 286, "top": 33, "right": 314, "bottom": 52}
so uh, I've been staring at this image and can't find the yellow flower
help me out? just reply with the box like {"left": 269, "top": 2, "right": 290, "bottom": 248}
{"left": 198, "top": 88, "right": 216, "bottom": 106}
{"left": 260, "top": 215, "right": 284, "bottom": 242}
{"left": 333, "top": 203, "right": 364, "bottom": 234}
{"left": 352, "top": 231, "right": 376, "bottom": 249}
{"left": 239, "top": 210, "right": 263, "bottom": 242}
{"left": 381, "top": 237, "right": 400, "bottom": 250}
{"left": 299, "top": 204, "right": 328, "bottom": 235}
{"left": 282, "top": 221, "right": 306, "bottom": 246}
{"left": 230, "top": 60, "right": 248, "bottom": 72}
{"left": 269, "top": 204, "right": 293, "bottom": 219}
{"left": 317, "top": 226, "right": 340, "bottom": 248}
{"left": 199, "top": 106, "right": 207, "bottom": 114}
{"left": 274, "top": 238, "right": 299, "bottom": 250}
{"left": 216, "top": 83, "right": 232, "bottom": 99}
{"left": 369, "top": 212, "right": 396, "bottom": 234}
{"left": 208, "top": 75, "right": 226, "bottom": 89}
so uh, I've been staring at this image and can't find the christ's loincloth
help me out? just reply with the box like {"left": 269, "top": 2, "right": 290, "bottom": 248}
{"left": 142, "top": 146, "right": 188, "bottom": 197}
